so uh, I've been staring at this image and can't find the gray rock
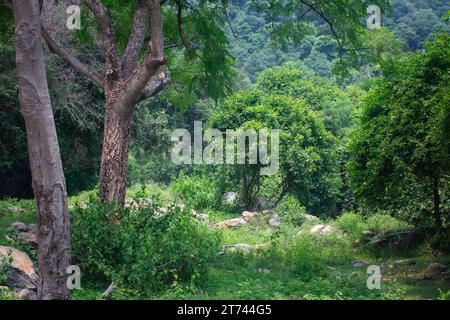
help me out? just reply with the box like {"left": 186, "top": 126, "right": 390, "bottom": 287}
{"left": 424, "top": 263, "right": 447, "bottom": 280}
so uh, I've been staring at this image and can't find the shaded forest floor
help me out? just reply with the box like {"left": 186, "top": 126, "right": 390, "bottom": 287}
{"left": 1, "top": 196, "right": 449, "bottom": 300}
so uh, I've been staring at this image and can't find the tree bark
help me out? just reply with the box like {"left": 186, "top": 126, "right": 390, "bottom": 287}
{"left": 12, "top": 0, "right": 71, "bottom": 300}
{"left": 99, "top": 100, "right": 133, "bottom": 204}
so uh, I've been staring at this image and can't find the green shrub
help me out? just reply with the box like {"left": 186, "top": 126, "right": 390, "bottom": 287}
{"left": 275, "top": 196, "right": 306, "bottom": 226}
{"left": 71, "top": 195, "right": 221, "bottom": 297}
{"left": 172, "top": 174, "right": 219, "bottom": 209}
{"left": 430, "top": 231, "right": 450, "bottom": 254}
{"left": 334, "top": 212, "right": 368, "bottom": 239}
{"left": 275, "top": 232, "right": 353, "bottom": 280}
{"left": 366, "top": 213, "right": 411, "bottom": 233}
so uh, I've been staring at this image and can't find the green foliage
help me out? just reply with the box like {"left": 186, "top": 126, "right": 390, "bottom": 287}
{"left": 210, "top": 86, "right": 341, "bottom": 214}
{"left": 71, "top": 195, "right": 221, "bottom": 296}
{"left": 430, "top": 231, "right": 450, "bottom": 254}
{"left": 334, "top": 212, "right": 369, "bottom": 239}
{"left": 366, "top": 213, "right": 411, "bottom": 233}
{"left": 272, "top": 232, "right": 353, "bottom": 280}
{"left": 0, "top": 249, "right": 13, "bottom": 286}
{"left": 348, "top": 33, "right": 450, "bottom": 228}
{"left": 172, "top": 173, "right": 220, "bottom": 210}
{"left": 274, "top": 196, "right": 306, "bottom": 226}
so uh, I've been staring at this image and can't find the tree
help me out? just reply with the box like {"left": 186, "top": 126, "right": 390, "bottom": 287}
{"left": 210, "top": 90, "right": 340, "bottom": 215}
{"left": 40, "top": 0, "right": 390, "bottom": 204}
{"left": 348, "top": 34, "right": 450, "bottom": 233}
{"left": 1, "top": 0, "right": 71, "bottom": 299}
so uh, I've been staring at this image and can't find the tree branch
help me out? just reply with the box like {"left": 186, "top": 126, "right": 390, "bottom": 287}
{"left": 121, "top": 0, "right": 148, "bottom": 78}
{"left": 139, "top": 66, "right": 170, "bottom": 101}
{"left": 41, "top": 24, "right": 104, "bottom": 87}
{"left": 84, "top": 0, "right": 122, "bottom": 79}
{"left": 119, "top": 0, "right": 166, "bottom": 111}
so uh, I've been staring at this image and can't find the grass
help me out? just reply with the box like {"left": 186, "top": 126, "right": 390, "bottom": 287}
{"left": 1, "top": 187, "right": 449, "bottom": 300}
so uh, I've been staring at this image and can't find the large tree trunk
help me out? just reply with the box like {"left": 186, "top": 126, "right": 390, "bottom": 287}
{"left": 12, "top": 0, "right": 71, "bottom": 300}
{"left": 99, "top": 100, "right": 133, "bottom": 204}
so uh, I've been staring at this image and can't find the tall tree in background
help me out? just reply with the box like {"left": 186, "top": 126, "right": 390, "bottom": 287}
{"left": 348, "top": 34, "right": 450, "bottom": 233}
{"left": 2, "top": 0, "right": 71, "bottom": 299}
{"left": 41, "top": 0, "right": 390, "bottom": 204}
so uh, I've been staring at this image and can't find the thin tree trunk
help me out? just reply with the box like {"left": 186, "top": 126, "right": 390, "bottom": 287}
{"left": 99, "top": 101, "right": 133, "bottom": 204}
{"left": 12, "top": 0, "right": 71, "bottom": 300}
{"left": 432, "top": 176, "right": 442, "bottom": 234}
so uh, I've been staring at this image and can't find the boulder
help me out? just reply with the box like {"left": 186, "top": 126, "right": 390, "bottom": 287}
{"left": 219, "top": 244, "right": 253, "bottom": 255}
{"left": 369, "top": 229, "right": 425, "bottom": 252}
{"left": 424, "top": 263, "right": 447, "bottom": 280}
{"left": 310, "top": 224, "right": 333, "bottom": 235}
{"left": 268, "top": 214, "right": 281, "bottom": 228}
{"left": 0, "top": 246, "right": 38, "bottom": 290}
{"left": 242, "top": 211, "right": 257, "bottom": 222}
{"left": 213, "top": 217, "right": 248, "bottom": 229}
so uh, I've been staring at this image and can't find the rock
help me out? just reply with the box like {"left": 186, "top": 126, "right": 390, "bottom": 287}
{"left": 223, "top": 192, "right": 238, "bottom": 206}
{"left": 19, "top": 232, "right": 38, "bottom": 249}
{"left": 304, "top": 214, "right": 320, "bottom": 223}
{"left": 351, "top": 260, "right": 369, "bottom": 267}
{"left": 10, "top": 222, "right": 29, "bottom": 232}
{"left": 219, "top": 244, "right": 253, "bottom": 255}
{"left": 310, "top": 224, "right": 333, "bottom": 234}
{"left": 214, "top": 217, "right": 248, "bottom": 229}
{"left": 424, "top": 263, "right": 447, "bottom": 280}
{"left": 0, "top": 246, "right": 38, "bottom": 289}
{"left": 268, "top": 214, "right": 280, "bottom": 228}
{"left": 387, "top": 230, "right": 425, "bottom": 252}
{"left": 242, "top": 211, "right": 257, "bottom": 222}
{"left": 257, "top": 268, "right": 271, "bottom": 274}
{"left": 369, "top": 229, "right": 425, "bottom": 252}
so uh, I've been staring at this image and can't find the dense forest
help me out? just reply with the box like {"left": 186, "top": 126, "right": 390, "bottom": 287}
{"left": 0, "top": 0, "right": 449, "bottom": 302}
